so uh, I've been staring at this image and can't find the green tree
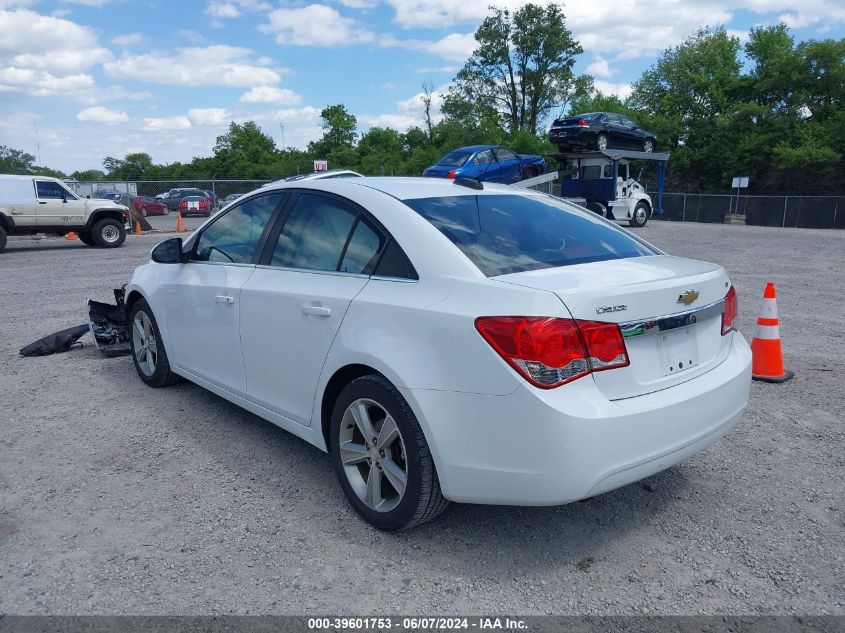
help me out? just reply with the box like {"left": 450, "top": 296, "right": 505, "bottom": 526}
{"left": 212, "top": 121, "right": 278, "bottom": 178}
{"left": 0, "top": 145, "right": 36, "bottom": 174}
{"left": 447, "top": 3, "right": 585, "bottom": 134}
{"left": 309, "top": 104, "right": 358, "bottom": 160}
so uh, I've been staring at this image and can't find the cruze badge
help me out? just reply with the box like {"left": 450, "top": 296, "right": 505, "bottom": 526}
{"left": 596, "top": 304, "right": 627, "bottom": 315}
{"left": 677, "top": 290, "right": 700, "bottom": 305}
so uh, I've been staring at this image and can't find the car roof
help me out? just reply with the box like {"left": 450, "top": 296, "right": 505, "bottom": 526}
{"left": 263, "top": 175, "right": 535, "bottom": 202}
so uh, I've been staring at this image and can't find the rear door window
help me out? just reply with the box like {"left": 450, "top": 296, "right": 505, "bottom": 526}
{"left": 402, "top": 193, "right": 658, "bottom": 276}
{"left": 270, "top": 194, "right": 358, "bottom": 271}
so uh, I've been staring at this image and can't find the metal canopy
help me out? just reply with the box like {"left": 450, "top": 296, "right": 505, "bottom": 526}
{"left": 548, "top": 149, "right": 670, "bottom": 162}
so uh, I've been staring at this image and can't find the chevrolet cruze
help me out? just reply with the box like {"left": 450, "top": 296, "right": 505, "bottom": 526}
{"left": 126, "top": 177, "right": 751, "bottom": 530}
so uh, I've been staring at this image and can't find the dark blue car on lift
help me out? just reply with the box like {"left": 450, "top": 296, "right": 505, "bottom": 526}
{"left": 549, "top": 112, "right": 657, "bottom": 153}
{"left": 423, "top": 145, "right": 546, "bottom": 184}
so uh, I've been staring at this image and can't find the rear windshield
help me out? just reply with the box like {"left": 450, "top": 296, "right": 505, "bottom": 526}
{"left": 402, "top": 194, "right": 658, "bottom": 276}
{"left": 437, "top": 150, "right": 473, "bottom": 167}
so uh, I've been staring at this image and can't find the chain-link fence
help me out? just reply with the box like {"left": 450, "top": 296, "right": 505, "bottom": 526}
{"left": 68, "top": 180, "right": 844, "bottom": 229}
{"left": 653, "top": 192, "right": 845, "bottom": 228}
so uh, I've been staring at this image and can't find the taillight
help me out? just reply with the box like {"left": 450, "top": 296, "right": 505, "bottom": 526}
{"left": 475, "top": 317, "right": 629, "bottom": 389}
{"left": 447, "top": 170, "right": 456, "bottom": 179}
{"left": 179, "top": 200, "right": 187, "bottom": 209}
{"left": 199, "top": 200, "right": 208, "bottom": 209}
{"left": 577, "top": 118, "right": 589, "bottom": 127}
{"left": 721, "top": 285, "right": 738, "bottom": 335}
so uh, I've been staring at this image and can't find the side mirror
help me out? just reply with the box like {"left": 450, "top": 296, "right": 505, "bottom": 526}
{"left": 151, "top": 237, "right": 184, "bottom": 264}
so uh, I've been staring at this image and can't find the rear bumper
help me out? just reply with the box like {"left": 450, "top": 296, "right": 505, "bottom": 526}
{"left": 403, "top": 332, "right": 751, "bottom": 505}
{"left": 549, "top": 128, "right": 595, "bottom": 147}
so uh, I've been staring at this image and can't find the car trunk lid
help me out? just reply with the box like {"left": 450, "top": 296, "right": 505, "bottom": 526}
{"left": 493, "top": 255, "right": 733, "bottom": 399}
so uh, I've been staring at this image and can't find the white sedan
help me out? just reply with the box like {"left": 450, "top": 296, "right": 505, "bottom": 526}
{"left": 125, "top": 177, "right": 751, "bottom": 530}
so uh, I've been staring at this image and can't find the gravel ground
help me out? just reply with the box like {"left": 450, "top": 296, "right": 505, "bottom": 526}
{"left": 0, "top": 221, "right": 842, "bottom": 615}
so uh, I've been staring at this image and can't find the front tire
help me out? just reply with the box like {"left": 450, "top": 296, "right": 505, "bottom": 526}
{"left": 129, "top": 299, "right": 181, "bottom": 388}
{"left": 140, "top": 206, "right": 148, "bottom": 217}
{"left": 643, "top": 138, "right": 655, "bottom": 153}
{"left": 92, "top": 218, "right": 126, "bottom": 248}
{"left": 330, "top": 375, "right": 448, "bottom": 530}
{"left": 78, "top": 231, "right": 96, "bottom": 246}
{"left": 629, "top": 202, "right": 650, "bottom": 227}
{"left": 0, "top": 225, "right": 7, "bottom": 252}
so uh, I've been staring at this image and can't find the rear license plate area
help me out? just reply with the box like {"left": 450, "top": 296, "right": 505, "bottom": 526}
{"left": 658, "top": 327, "right": 697, "bottom": 376}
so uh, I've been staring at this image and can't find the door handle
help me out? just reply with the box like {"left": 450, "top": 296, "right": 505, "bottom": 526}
{"left": 214, "top": 295, "right": 234, "bottom": 304}
{"left": 39, "top": 201, "right": 47, "bottom": 205}
{"left": 301, "top": 305, "right": 331, "bottom": 317}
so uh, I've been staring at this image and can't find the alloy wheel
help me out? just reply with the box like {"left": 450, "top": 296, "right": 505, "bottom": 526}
{"left": 643, "top": 139, "right": 654, "bottom": 152}
{"left": 597, "top": 135, "right": 608, "bottom": 151}
{"left": 338, "top": 398, "right": 407, "bottom": 513}
{"left": 132, "top": 311, "right": 158, "bottom": 377}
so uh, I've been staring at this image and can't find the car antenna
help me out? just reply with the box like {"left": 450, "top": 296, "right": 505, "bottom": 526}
{"left": 474, "top": 129, "right": 512, "bottom": 184}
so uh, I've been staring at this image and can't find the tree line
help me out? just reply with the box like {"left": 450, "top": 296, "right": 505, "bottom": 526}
{"left": 2, "top": 3, "right": 842, "bottom": 194}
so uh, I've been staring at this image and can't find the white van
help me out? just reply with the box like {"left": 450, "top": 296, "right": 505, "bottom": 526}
{"left": 0, "top": 175, "right": 130, "bottom": 251}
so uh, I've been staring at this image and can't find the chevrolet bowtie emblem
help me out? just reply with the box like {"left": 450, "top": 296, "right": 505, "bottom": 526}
{"left": 677, "top": 290, "right": 700, "bottom": 305}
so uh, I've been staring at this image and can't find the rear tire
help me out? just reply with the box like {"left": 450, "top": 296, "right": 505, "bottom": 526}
{"left": 129, "top": 298, "right": 181, "bottom": 388}
{"left": 140, "top": 206, "right": 148, "bottom": 217}
{"left": 643, "top": 138, "right": 655, "bottom": 153}
{"left": 0, "top": 225, "right": 7, "bottom": 252}
{"left": 330, "top": 374, "right": 449, "bottom": 531}
{"left": 629, "top": 202, "right": 650, "bottom": 228}
{"left": 596, "top": 134, "right": 609, "bottom": 151}
{"left": 78, "top": 231, "right": 96, "bottom": 246}
{"left": 92, "top": 218, "right": 126, "bottom": 248}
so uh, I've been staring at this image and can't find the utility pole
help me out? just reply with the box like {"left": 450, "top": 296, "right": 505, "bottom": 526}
{"left": 279, "top": 123, "right": 285, "bottom": 151}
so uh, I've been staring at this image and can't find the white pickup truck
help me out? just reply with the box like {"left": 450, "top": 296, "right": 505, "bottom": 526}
{"left": 0, "top": 175, "right": 130, "bottom": 251}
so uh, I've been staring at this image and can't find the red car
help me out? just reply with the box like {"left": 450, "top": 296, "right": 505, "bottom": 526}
{"left": 178, "top": 195, "right": 211, "bottom": 217}
{"left": 133, "top": 195, "right": 169, "bottom": 217}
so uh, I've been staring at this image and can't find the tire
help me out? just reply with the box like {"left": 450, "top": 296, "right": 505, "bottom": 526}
{"left": 596, "top": 134, "right": 609, "bottom": 151}
{"left": 330, "top": 374, "right": 449, "bottom": 531}
{"left": 523, "top": 166, "right": 537, "bottom": 180}
{"left": 140, "top": 206, "right": 148, "bottom": 217}
{"left": 92, "top": 218, "right": 126, "bottom": 248}
{"left": 129, "top": 298, "right": 181, "bottom": 388}
{"left": 0, "top": 225, "right": 6, "bottom": 252}
{"left": 643, "top": 138, "right": 655, "bottom": 153}
{"left": 629, "top": 202, "right": 650, "bottom": 228}
{"left": 78, "top": 231, "right": 96, "bottom": 246}
{"left": 586, "top": 202, "right": 605, "bottom": 216}
{"left": 162, "top": 207, "right": 170, "bottom": 216}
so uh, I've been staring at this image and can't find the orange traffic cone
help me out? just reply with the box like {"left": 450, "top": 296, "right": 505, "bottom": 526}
{"left": 176, "top": 212, "right": 187, "bottom": 233}
{"left": 133, "top": 220, "right": 143, "bottom": 235}
{"left": 66, "top": 231, "right": 76, "bottom": 240}
{"left": 751, "top": 282, "right": 794, "bottom": 383}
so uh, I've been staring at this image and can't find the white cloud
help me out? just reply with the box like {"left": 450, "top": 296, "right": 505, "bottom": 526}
{"left": 339, "top": 0, "right": 378, "bottom": 7}
{"left": 358, "top": 113, "right": 419, "bottom": 130}
{"left": 239, "top": 85, "right": 302, "bottom": 105}
{"left": 0, "top": 67, "right": 96, "bottom": 98}
{"left": 380, "top": 31, "right": 474, "bottom": 62}
{"left": 0, "top": 9, "right": 112, "bottom": 77}
{"left": 187, "top": 108, "right": 231, "bottom": 125}
{"left": 77, "top": 106, "right": 129, "bottom": 124}
{"left": 204, "top": 0, "right": 271, "bottom": 19}
{"left": 206, "top": 1, "right": 240, "bottom": 18}
{"left": 585, "top": 57, "right": 613, "bottom": 78}
{"left": 593, "top": 80, "right": 633, "bottom": 99}
{"left": 143, "top": 116, "right": 192, "bottom": 131}
{"left": 112, "top": 33, "right": 143, "bottom": 45}
{"left": 260, "top": 4, "right": 375, "bottom": 46}
{"left": 384, "top": 0, "right": 845, "bottom": 61}
{"left": 104, "top": 46, "right": 283, "bottom": 87}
